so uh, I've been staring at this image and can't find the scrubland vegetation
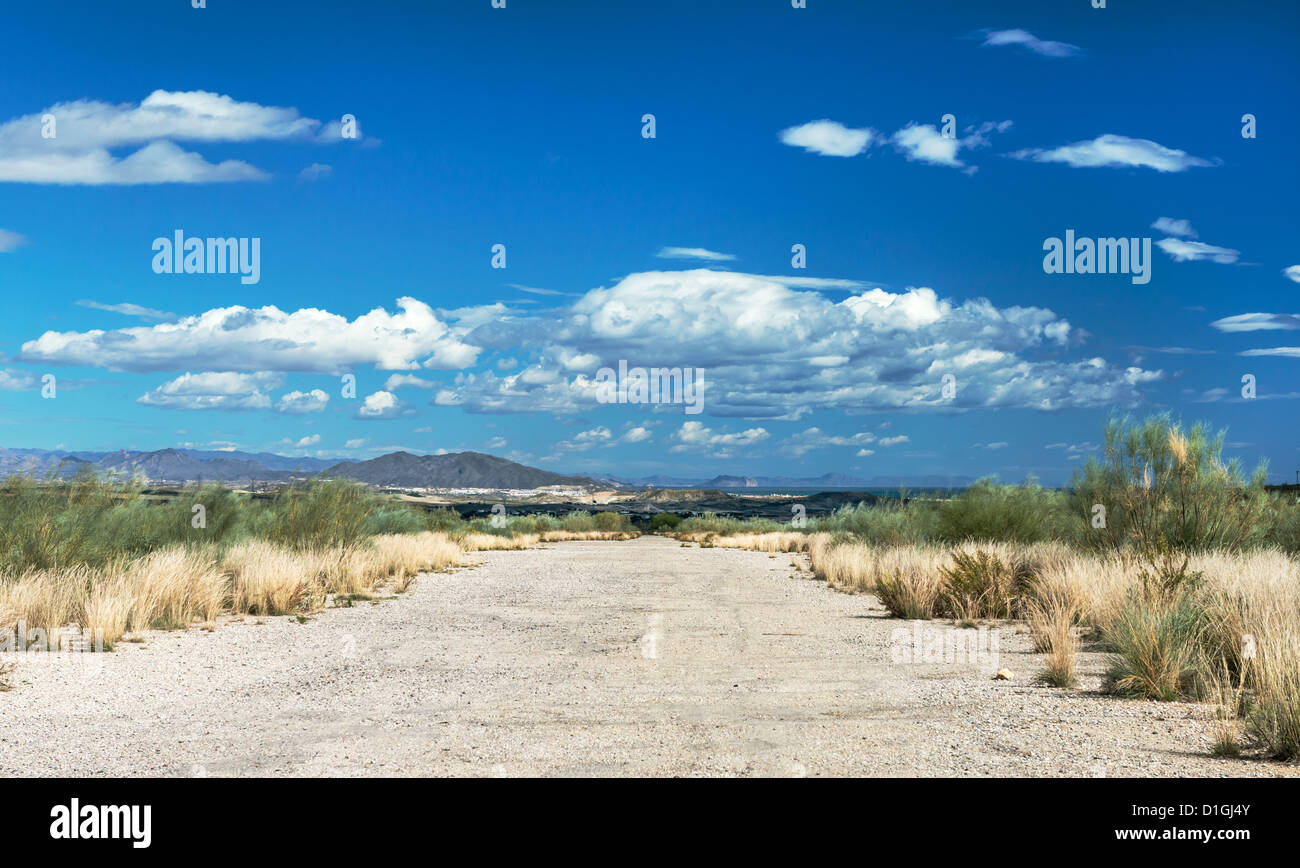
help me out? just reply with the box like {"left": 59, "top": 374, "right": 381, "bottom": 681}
{"left": 669, "top": 415, "right": 1300, "bottom": 762}
{"left": 0, "top": 473, "right": 636, "bottom": 652}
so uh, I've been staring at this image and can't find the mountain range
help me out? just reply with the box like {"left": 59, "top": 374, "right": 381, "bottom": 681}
{"left": 591, "top": 471, "right": 976, "bottom": 490}
{"left": 0, "top": 446, "right": 973, "bottom": 490}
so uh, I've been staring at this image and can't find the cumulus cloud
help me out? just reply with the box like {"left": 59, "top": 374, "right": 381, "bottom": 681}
{"left": 552, "top": 424, "right": 653, "bottom": 453}
{"left": 656, "top": 247, "right": 736, "bottom": 262}
{"left": 21, "top": 297, "right": 480, "bottom": 373}
{"left": 555, "top": 427, "right": 613, "bottom": 452}
{"left": 779, "top": 120, "right": 875, "bottom": 157}
{"left": 0, "top": 228, "right": 27, "bottom": 251}
{"left": 1152, "top": 217, "right": 1197, "bottom": 238}
{"left": 435, "top": 269, "right": 1157, "bottom": 418}
{"left": 485, "top": 436, "right": 507, "bottom": 449}
{"left": 0, "top": 368, "right": 39, "bottom": 390}
{"left": 275, "top": 389, "right": 329, "bottom": 414}
{"left": 355, "top": 390, "right": 409, "bottom": 420}
{"left": 780, "top": 427, "right": 877, "bottom": 457}
{"left": 670, "top": 421, "right": 769, "bottom": 455}
{"left": 1285, "top": 265, "right": 1300, "bottom": 283}
{"left": 0, "top": 90, "right": 360, "bottom": 185}
{"left": 345, "top": 438, "right": 369, "bottom": 449}
{"left": 384, "top": 373, "right": 437, "bottom": 390}
{"left": 137, "top": 371, "right": 281, "bottom": 411}
{"left": 1156, "top": 238, "right": 1240, "bottom": 264}
{"left": 1010, "top": 134, "right": 1214, "bottom": 172}
{"left": 980, "top": 28, "right": 1081, "bottom": 58}
{"left": 1211, "top": 313, "right": 1300, "bottom": 332}
{"left": 892, "top": 125, "right": 964, "bottom": 168}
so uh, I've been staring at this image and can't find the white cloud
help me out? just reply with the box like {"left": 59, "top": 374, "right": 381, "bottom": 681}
{"left": 878, "top": 435, "right": 910, "bottom": 447}
{"left": 855, "top": 448, "right": 875, "bottom": 457}
{"left": 981, "top": 28, "right": 1081, "bottom": 58}
{"left": 1240, "top": 347, "right": 1300, "bottom": 357}
{"left": 384, "top": 373, "right": 437, "bottom": 390}
{"left": 437, "top": 269, "right": 1157, "bottom": 417}
{"left": 75, "top": 300, "right": 177, "bottom": 322}
{"left": 344, "top": 438, "right": 369, "bottom": 449}
{"left": 1010, "top": 134, "right": 1214, "bottom": 172}
{"left": 275, "top": 388, "right": 329, "bottom": 414}
{"left": 21, "top": 297, "right": 480, "bottom": 372}
{"left": 554, "top": 427, "right": 613, "bottom": 452}
{"left": 0, "top": 368, "right": 38, "bottom": 390}
{"left": 0, "top": 90, "right": 360, "bottom": 185}
{"left": 1210, "top": 313, "right": 1300, "bottom": 333}
{"left": 671, "top": 421, "right": 769, "bottom": 455}
{"left": 622, "top": 426, "right": 652, "bottom": 444}
{"left": 0, "top": 228, "right": 27, "bottom": 251}
{"left": 294, "top": 434, "right": 321, "bottom": 447}
{"left": 1156, "top": 238, "right": 1240, "bottom": 264}
{"left": 355, "top": 390, "right": 408, "bottom": 419}
{"left": 891, "top": 121, "right": 1011, "bottom": 172}
{"left": 137, "top": 371, "right": 281, "bottom": 411}
{"left": 299, "top": 162, "right": 332, "bottom": 181}
{"left": 779, "top": 120, "right": 875, "bottom": 157}
{"left": 1284, "top": 265, "right": 1300, "bottom": 283}
{"left": 780, "top": 427, "right": 876, "bottom": 457}
{"left": 656, "top": 246, "right": 737, "bottom": 262}
{"left": 1151, "top": 217, "right": 1197, "bottom": 238}
{"left": 892, "top": 124, "right": 964, "bottom": 168}
{"left": 485, "top": 435, "right": 507, "bottom": 449}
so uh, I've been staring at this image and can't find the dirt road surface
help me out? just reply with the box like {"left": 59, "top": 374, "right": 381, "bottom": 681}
{"left": 2, "top": 537, "right": 1291, "bottom": 777}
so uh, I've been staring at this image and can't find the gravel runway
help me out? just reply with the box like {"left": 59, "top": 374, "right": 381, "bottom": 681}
{"left": 2, "top": 536, "right": 1293, "bottom": 777}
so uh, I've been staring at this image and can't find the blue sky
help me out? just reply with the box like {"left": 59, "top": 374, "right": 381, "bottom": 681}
{"left": 0, "top": 0, "right": 1296, "bottom": 484}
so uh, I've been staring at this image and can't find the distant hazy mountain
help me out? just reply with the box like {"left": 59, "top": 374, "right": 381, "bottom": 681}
{"left": 1, "top": 445, "right": 971, "bottom": 490}
{"left": 176, "top": 449, "right": 344, "bottom": 472}
{"left": 324, "top": 451, "right": 596, "bottom": 489}
{"left": 612, "top": 471, "right": 976, "bottom": 489}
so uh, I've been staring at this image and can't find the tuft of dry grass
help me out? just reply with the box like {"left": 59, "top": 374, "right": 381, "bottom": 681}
{"left": 119, "top": 546, "right": 228, "bottom": 630}
{"left": 539, "top": 530, "right": 639, "bottom": 542}
{"left": 1026, "top": 584, "right": 1081, "bottom": 688}
{"left": 223, "top": 540, "right": 312, "bottom": 615}
{"left": 0, "top": 566, "right": 90, "bottom": 636}
{"left": 459, "top": 532, "right": 539, "bottom": 551}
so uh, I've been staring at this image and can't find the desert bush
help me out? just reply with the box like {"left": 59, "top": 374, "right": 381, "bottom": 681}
{"left": 650, "top": 512, "right": 682, "bottom": 532}
{"left": 1102, "top": 588, "right": 1206, "bottom": 700}
{"left": 938, "top": 478, "right": 1075, "bottom": 544}
{"left": 424, "top": 507, "right": 469, "bottom": 534}
{"left": 937, "top": 549, "right": 1018, "bottom": 621}
{"left": 811, "top": 499, "right": 941, "bottom": 546}
{"left": 256, "top": 478, "right": 375, "bottom": 550}
{"left": 1072, "top": 414, "right": 1271, "bottom": 555}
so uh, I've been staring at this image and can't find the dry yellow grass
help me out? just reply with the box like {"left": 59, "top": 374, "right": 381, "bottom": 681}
{"left": 119, "top": 546, "right": 228, "bottom": 629}
{"left": 460, "top": 532, "right": 539, "bottom": 551}
{"left": 709, "top": 532, "right": 813, "bottom": 553}
{"left": 0, "top": 566, "right": 90, "bottom": 636}
{"left": 539, "top": 530, "right": 639, "bottom": 542}
{"left": 223, "top": 540, "right": 313, "bottom": 615}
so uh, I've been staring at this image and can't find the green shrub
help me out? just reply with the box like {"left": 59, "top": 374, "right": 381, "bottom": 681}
{"left": 937, "top": 549, "right": 1018, "bottom": 621}
{"left": 937, "top": 478, "right": 1074, "bottom": 544}
{"left": 650, "top": 512, "right": 682, "bottom": 532}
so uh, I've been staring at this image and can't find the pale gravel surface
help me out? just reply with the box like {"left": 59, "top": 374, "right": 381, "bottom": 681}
{"left": 2, "top": 536, "right": 1295, "bottom": 777}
